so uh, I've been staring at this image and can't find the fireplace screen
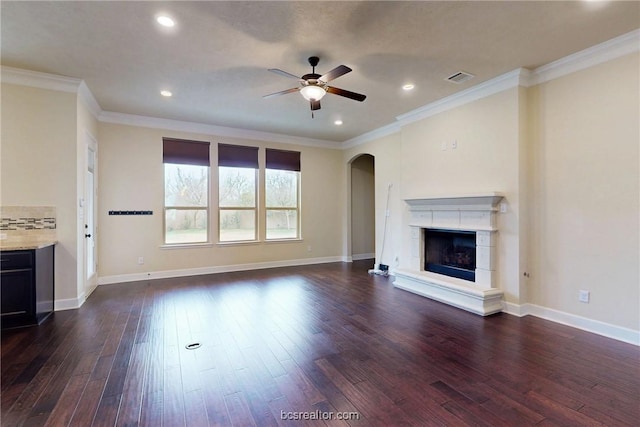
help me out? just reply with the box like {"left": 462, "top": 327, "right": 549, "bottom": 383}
{"left": 424, "top": 229, "right": 476, "bottom": 281}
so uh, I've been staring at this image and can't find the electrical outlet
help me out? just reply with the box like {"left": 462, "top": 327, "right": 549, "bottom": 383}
{"left": 138, "top": 257, "right": 144, "bottom": 265}
{"left": 579, "top": 290, "right": 590, "bottom": 303}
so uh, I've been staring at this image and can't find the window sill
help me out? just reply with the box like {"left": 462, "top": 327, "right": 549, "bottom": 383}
{"left": 215, "top": 238, "right": 304, "bottom": 247}
{"left": 160, "top": 242, "right": 213, "bottom": 250}
{"left": 159, "top": 239, "right": 305, "bottom": 249}
{"left": 264, "top": 238, "right": 304, "bottom": 244}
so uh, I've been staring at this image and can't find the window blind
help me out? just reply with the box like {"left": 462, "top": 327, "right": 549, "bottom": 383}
{"left": 163, "top": 138, "right": 210, "bottom": 166}
{"left": 266, "top": 148, "right": 301, "bottom": 172}
{"left": 218, "top": 144, "right": 259, "bottom": 168}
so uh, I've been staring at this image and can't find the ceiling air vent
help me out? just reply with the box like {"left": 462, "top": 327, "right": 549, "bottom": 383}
{"left": 446, "top": 71, "right": 475, "bottom": 84}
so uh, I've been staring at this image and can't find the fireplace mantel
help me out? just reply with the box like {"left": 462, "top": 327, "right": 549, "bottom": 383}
{"left": 405, "top": 193, "right": 504, "bottom": 211}
{"left": 405, "top": 193, "right": 504, "bottom": 232}
{"left": 394, "top": 193, "right": 505, "bottom": 316}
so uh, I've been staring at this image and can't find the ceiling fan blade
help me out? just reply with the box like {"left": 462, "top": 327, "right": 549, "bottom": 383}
{"left": 319, "top": 65, "right": 352, "bottom": 83}
{"left": 263, "top": 87, "right": 300, "bottom": 99}
{"left": 310, "top": 100, "right": 321, "bottom": 111}
{"left": 268, "top": 68, "right": 302, "bottom": 80}
{"left": 326, "top": 86, "right": 366, "bottom": 102}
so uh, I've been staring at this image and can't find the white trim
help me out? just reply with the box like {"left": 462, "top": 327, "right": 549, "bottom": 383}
{"left": 393, "top": 268, "right": 504, "bottom": 316}
{"left": 342, "top": 121, "right": 401, "bottom": 149}
{"left": 98, "top": 111, "right": 342, "bottom": 149}
{"left": 352, "top": 252, "right": 375, "bottom": 261}
{"left": 502, "top": 302, "right": 639, "bottom": 346}
{"left": 1, "top": 66, "right": 81, "bottom": 93}
{"left": 97, "top": 256, "right": 344, "bottom": 285}
{"left": 531, "top": 29, "right": 640, "bottom": 86}
{"left": 55, "top": 296, "right": 84, "bottom": 311}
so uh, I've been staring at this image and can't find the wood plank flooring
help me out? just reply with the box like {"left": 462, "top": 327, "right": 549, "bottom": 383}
{"left": 2, "top": 260, "right": 639, "bottom": 426}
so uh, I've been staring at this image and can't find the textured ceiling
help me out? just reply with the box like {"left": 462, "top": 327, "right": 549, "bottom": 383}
{"left": 2, "top": 1, "right": 639, "bottom": 144}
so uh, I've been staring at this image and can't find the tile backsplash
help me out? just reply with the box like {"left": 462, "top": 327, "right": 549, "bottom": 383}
{"left": 0, "top": 206, "right": 56, "bottom": 237}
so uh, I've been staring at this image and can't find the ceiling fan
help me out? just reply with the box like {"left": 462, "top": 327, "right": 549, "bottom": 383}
{"left": 263, "top": 56, "right": 366, "bottom": 118}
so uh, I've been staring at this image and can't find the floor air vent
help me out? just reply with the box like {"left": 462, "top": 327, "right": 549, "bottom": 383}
{"left": 446, "top": 71, "right": 474, "bottom": 84}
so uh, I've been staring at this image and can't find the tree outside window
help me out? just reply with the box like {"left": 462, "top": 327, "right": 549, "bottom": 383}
{"left": 265, "top": 169, "right": 299, "bottom": 240}
{"left": 219, "top": 166, "right": 256, "bottom": 241}
{"left": 164, "top": 163, "right": 208, "bottom": 244}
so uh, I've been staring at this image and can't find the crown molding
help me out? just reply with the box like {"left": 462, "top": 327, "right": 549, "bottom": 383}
{"left": 98, "top": 111, "right": 342, "bottom": 149}
{"left": 396, "top": 68, "right": 530, "bottom": 127}
{"left": 531, "top": 29, "right": 640, "bottom": 86}
{"left": 1, "top": 66, "right": 82, "bottom": 93}
{"left": 342, "top": 121, "right": 401, "bottom": 149}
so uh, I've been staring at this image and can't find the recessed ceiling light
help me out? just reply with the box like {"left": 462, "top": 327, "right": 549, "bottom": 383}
{"left": 156, "top": 15, "right": 175, "bottom": 27}
{"left": 160, "top": 90, "right": 172, "bottom": 97}
{"left": 402, "top": 83, "right": 415, "bottom": 91}
{"left": 334, "top": 120, "right": 343, "bottom": 126}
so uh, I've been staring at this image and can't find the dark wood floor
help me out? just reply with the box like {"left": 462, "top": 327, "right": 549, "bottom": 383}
{"left": 1, "top": 260, "right": 639, "bottom": 426}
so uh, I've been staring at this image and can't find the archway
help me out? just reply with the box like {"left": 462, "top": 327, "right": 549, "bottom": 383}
{"left": 349, "top": 154, "right": 375, "bottom": 262}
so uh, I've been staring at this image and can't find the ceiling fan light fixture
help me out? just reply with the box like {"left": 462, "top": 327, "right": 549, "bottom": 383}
{"left": 300, "top": 85, "right": 327, "bottom": 101}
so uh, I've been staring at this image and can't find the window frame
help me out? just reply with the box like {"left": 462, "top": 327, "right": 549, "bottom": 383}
{"left": 265, "top": 148, "right": 301, "bottom": 241}
{"left": 265, "top": 168, "right": 301, "bottom": 241}
{"left": 216, "top": 144, "right": 260, "bottom": 243}
{"left": 162, "top": 138, "right": 211, "bottom": 246}
{"left": 217, "top": 166, "right": 259, "bottom": 243}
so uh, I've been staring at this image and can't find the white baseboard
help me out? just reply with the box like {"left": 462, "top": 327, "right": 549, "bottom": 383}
{"left": 98, "top": 256, "right": 344, "bottom": 285}
{"left": 54, "top": 297, "right": 83, "bottom": 311}
{"left": 352, "top": 252, "right": 375, "bottom": 261}
{"left": 503, "top": 302, "right": 639, "bottom": 346}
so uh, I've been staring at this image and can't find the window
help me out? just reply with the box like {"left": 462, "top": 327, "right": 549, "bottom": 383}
{"left": 265, "top": 148, "right": 300, "bottom": 240}
{"left": 163, "top": 138, "right": 210, "bottom": 244}
{"left": 218, "top": 144, "right": 259, "bottom": 242}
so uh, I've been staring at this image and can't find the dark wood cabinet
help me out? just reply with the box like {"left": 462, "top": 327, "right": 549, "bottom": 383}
{"left": 1, "top": 245, "right": 54, "bottom": 329}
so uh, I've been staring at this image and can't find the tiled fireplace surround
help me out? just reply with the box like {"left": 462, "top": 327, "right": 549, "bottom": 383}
{"left": 393, "top": 194, "right": 505, "bottom": 316}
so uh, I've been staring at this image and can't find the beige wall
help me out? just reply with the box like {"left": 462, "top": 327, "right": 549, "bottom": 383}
{"left": 344, "top": 132, "right": 403, "bottom": 269}
{"left": 1, "top": 83, "right": 79, "bottom": 304}
{"left": 97, "top": 122, "right": 344, "bottom": 278}
{"left": 529, "top": 53, "right": 639, "bottom": 330}
{"left": 343, "top": 53, "right": 638, "bottom": 333}
{"left": 400, "top": 88, "right": 525, "bottom": 303}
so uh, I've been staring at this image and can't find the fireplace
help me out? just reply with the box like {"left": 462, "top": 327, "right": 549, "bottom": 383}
{"left": 424, "top": 229, "right": 476, "bottom": 282}
{"left": 393, "top": 194, "right": 505, "bottom": 316}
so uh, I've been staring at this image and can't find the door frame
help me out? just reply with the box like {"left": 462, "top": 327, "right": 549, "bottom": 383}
{"left": 83, "top": 131, "right": 98, "bottom": 300}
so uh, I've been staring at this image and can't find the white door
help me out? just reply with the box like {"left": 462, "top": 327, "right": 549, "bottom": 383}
{"left": 84, "top": 138, "right": 97, "bottom": 294}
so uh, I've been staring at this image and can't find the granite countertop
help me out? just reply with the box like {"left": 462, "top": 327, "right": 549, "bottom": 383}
{"left": 0, "top": 236, "right": 58, "bottom": 251}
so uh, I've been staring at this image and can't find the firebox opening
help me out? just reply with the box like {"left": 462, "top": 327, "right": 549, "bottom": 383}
{"left": 424, "top": 229, "right": 476, "bottom": 282}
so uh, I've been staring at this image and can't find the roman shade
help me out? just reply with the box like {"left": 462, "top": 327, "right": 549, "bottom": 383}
{"left": 163, "top": 138, "right": 210, "bottom": 166}
{"left": 266, "top": 148, "right": 301, "bottom": 172}
{"left": 218, "top": 144, "right": 259, "bottom": 168}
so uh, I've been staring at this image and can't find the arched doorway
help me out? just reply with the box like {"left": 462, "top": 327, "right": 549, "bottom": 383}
{"left": 350, "top": 154, "right": 375, "bottom": 262}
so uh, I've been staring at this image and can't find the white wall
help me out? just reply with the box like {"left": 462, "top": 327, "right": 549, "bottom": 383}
{"left": 97, "top": 122, "right": 345, "bottom": 280}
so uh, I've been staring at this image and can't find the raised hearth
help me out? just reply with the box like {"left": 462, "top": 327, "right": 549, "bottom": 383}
{"left": 394, "top": 193, "right": 504, "bottom": 316}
